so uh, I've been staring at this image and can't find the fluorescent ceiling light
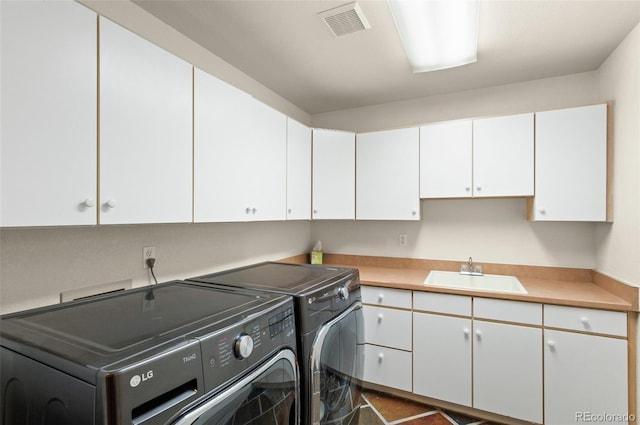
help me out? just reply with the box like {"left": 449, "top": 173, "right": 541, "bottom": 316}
{"left": 387, "top": 0, "right": 479, "bottom": 73}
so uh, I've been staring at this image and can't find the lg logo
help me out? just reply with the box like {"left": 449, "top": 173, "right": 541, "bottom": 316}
{"left": 129, "top": 370, "right": 154, "bottom": 388}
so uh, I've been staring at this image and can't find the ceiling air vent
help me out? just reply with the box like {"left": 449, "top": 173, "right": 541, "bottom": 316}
{"left": 318, "top": 2, "right": 371, "bottom": 37}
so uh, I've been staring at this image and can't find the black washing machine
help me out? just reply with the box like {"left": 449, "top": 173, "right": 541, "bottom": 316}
{"left": 1, "top": 280, "right": 298, "bottom": 425}
{"left": 189, "top": 262, "right": 364, "bottom": 425}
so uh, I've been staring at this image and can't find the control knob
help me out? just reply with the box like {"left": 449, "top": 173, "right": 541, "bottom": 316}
{"left": 234, "top": 333, "right": 254, "bottom": 360}
{"left": 337, "top": 285, "right": 349, "bottom": 300}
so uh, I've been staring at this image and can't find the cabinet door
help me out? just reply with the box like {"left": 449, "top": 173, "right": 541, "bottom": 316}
{"left": 194, "top": 70, "right": 286, "bottom": 222}
{"left": 532, "top": 104, "right": 608, "bottom": 221}
{"left": 363, "top": 345, "right": 412, "bottom": 392}
{"left": 473, "top": 321, "right": 542, "bottom": 423}
{"left": 100, "top": 17, "right": 192, "bottom": 224}
{"left": 544, "top": 330, "right": 627, "bottom": 425}
{"left": 194, "top": 68, "right": 253, "bottom": 222}
{"left": 420, "top": 120, "right": 472, "bottom": 198}
{"left": 356, "top": 128, "right": 420, "bottom": 220}
{"left": 245, "top": 100, "right": 287, "bottom": 221}
{"left": 413, "top": 312, "right": 472, "bottom": 406}
{"left": 363, "top": 306, "right": 412, "bottom": 351}
{"left": 312, "top": 129, "right": 355, "bottom": 220}
{"left": 473, "top": 113, "right": 534, "bottom": 197}
{"left": 286, "top": 119, "right": 311, "bottom": 220}
{"left": 1, "top": 1, "right": 97, "bottom": 227}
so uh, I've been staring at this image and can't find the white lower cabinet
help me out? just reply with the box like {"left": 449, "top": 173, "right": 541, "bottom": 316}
{"left": 413, "top": 312, "right": 472, "bottom": 406}
{"left": 362, "top": 287, "right": 412, "bottom": 392}
{"left": 545, "top": 330, "right": 628, "bottom": 425}
{"left": 473, "top": 321, "right": 542, "bottom": 423}
{"left": 364, "top": 287, "right": 630, "bottom": 425}
{"left": 363, "top": 344, "right": 412, "bottom": 392}
{"left": 364, "top": 306, "right": 412, "bottom": 351}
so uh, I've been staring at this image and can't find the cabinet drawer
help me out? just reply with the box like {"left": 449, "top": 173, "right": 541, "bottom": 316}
{"left": 362, "top": 286, "right": 411, "bottom": 309}
{"left": 363, "top": 306, "right": 412, "bottom": 350}
{"left": 474, "top": 298, "right": 542, "bottom": 325}
{"left": 544, "top": 305, "right": 626, "bottom": 337}
{"left": 413, "top": 292, "right": 471, "bottom": 316}
{"left": 363, "top": 344, "right": 412, "bottom": 392}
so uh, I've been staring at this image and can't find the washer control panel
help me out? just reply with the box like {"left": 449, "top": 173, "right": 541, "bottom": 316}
{"left": 198, "top": 298, "right": 295, "bottom": 393}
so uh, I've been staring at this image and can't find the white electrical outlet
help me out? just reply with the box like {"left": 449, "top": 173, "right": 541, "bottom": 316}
{"left": 398, "top": 233, "right": 408, "bottom": 247}
{"left": 143, "top": 246, "right": 156, "bottom": 268}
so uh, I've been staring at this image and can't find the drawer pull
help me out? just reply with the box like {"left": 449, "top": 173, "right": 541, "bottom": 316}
{"left": 378, "top": 353, "right": 384, "bottom": 362}
{"left": 580, "top": 316, "right": 590, "bottom": 327}
{"left": 378, "top": 293, "right": 384, "bottom": 303}
{"left": 377, "top": 313, "right": 384, "bottom": 322}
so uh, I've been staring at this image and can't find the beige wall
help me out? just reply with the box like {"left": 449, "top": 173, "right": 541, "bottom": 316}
{"left": 311, "top": 71, "right": 598, "bottom": 132}
{"left": 0, "top": 221, "right": 312, "bottom": 314}
{"left": 595, "top": 23, "right": 640, "bottom": 287}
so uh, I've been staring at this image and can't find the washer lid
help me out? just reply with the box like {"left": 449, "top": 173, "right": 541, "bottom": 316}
{"left": 0, "top": 281, "right": 280, "bottom": 376}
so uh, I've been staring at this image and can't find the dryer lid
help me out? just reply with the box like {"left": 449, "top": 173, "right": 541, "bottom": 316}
{"left": 190, "top": 262, "right": 356, "bottom": 295}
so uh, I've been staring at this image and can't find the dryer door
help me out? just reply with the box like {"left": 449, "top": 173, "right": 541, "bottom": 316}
{"left": 172, "top": 349, "right": 298, "bottom": 425}
{"left": 310, "top": 301, "right": 364, "bottom": 425}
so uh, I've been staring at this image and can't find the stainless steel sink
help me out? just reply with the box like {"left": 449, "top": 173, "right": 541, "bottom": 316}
{"left": 424, "top": 270, "right": 527, "bottom": 294}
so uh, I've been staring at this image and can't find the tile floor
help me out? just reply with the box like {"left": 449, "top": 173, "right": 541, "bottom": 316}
{"left": 359, "top": 390, "right": 499, "bottom": 425}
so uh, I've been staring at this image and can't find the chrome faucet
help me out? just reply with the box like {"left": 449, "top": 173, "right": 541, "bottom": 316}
{"left": 461, "top": 256, "right": 483, "bottom": 276}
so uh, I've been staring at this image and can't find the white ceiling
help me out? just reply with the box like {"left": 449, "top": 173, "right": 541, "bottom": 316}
{"left": 133, "top": 0, "right": 640, "bottom": 115}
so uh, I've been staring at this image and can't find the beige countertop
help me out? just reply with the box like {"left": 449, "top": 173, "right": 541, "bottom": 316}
{"left": 281, "top": 254, "right": 638, "bottom": 312}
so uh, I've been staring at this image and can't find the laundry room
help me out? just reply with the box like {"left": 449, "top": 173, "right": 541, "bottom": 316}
{"left": 1, "top": 1, "right": 639, "bottom": 424}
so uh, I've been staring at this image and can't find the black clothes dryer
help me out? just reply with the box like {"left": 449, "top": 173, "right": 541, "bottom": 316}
{"left": 189, "top": 262, "right": 364, "bottom": 425}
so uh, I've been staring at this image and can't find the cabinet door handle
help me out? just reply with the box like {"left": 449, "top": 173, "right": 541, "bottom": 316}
{"left": 547, "top": 340, "right": 556, "bottom": 349}
{"left": 82, "top": 198, "right": 95, "bottom": 208}
{"left": 464, "top": 186, "right": 471, "bottom": 192}
{"left": 378, "top": 353, "right": 384, "bottom": 362}
{"left": 476, "top": 185, "right": 482, "bottom": 191}
{"left": 246, "top": 207, "right": 252, "bottom": 214}
{"left": 106, "top": 199, "right": 117, "bottom": 209}
{"left": 463, "top": 328, "right": 470, "bottom": 337}
{"left": 287, "top": 208, "right": 292, "bottom": 214}
{"left": 475, "top": 330, "right": 482, "bottom": 339}
{"left": 539, "top": 207, "right": 546, "bottom": 215}
{"left": 377, "top": 313, "right": 384, "bottom": 322}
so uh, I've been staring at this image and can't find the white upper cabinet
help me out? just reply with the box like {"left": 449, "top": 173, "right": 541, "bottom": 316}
{"left": 1, "top": 1, "right": 97, "bottom": 227}
{"left": 420, "top": 120, "right": 473, "bottom": 198}
{"left": 472, "top": 113, "right": 534, "bottom": 197}
{"left": 356, "top": 128, "right": 420, "bottom": 220}
{"left": 532, "top": 104, "right": 609, "bottom": 221}
{"left": 312, "top": 129, "right": 355, "bottom": 220}
{"left": 99, "top": 17, "right": 192, "bottom": 225}
{"left": 247, "top": 101, "right": 287, "bottom": 221}
{"left": 286, "top": 119, "right": 312, "bottom": 220}
{"left": 420, "top": 114, "right": 534, "bottom": 199}
{"left": 194, "top": 68, "right": 287, "bottom": 222}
